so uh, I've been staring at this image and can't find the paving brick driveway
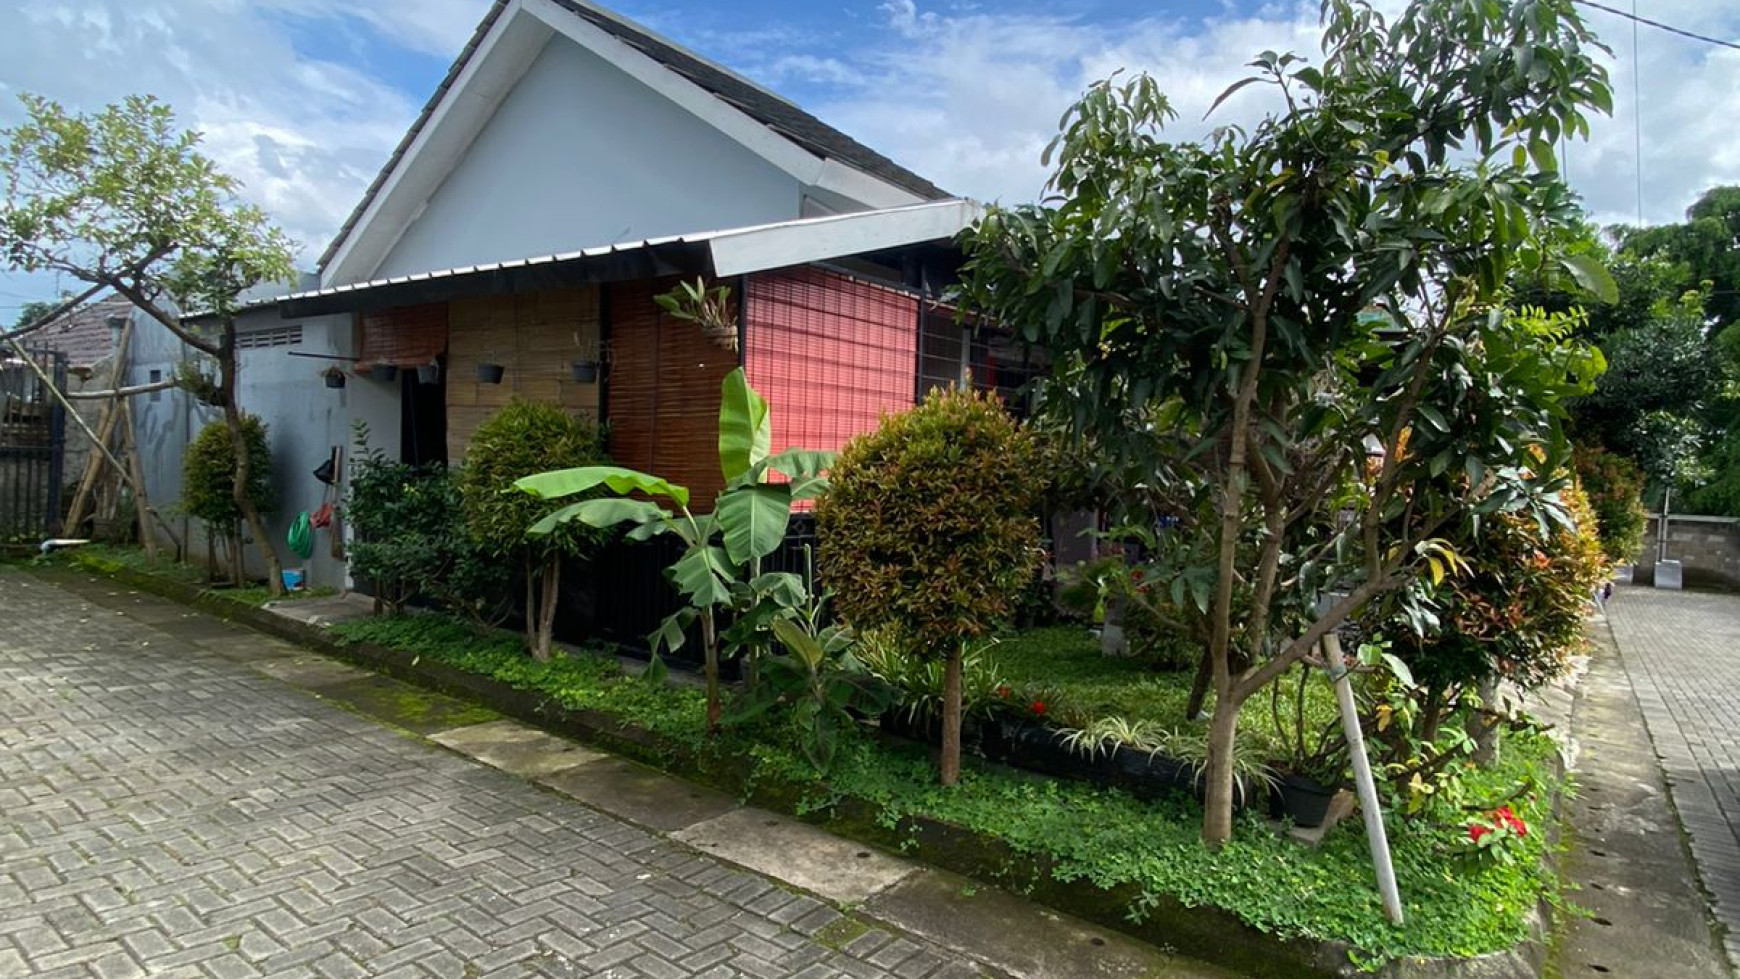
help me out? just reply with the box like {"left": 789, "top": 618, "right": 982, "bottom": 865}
{"left": 1606, "top": 584, "right": 1740, "bottom": 968}
{"left": 0, "top": 570, "right": 987, "bottom": 979}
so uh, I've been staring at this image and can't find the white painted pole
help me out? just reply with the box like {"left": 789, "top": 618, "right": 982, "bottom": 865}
{"left": 1324, "top": 632, "right": 1404, "bottom": 925}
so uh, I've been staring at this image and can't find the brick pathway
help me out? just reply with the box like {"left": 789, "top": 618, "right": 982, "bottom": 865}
{"left": 0, "top": 569, "right": 989, "bottom": 979}
{"left": 1606, "top": 584, "right": 1740, "bottom": 968}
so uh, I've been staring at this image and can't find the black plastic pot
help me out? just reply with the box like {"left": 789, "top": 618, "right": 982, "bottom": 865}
{"left": 323, "top": 371, "right": 346, "bottom": 389}
{"left": 368, "top": 364, "right": 398, "bottom": 382}
{"left": 571, "top": 360, "right": 600, "bottom": 383}
{"left": 476, "top": 363, "right": 505, "bottom": 384}
{"left": 1106, "top": 746, "right": 1197, "bottom": 800}
{"left": 416, "top": 363, "right": 440, "bottom": 385}
{"left": 1272, "top": 773, "right": 1336, "bottom": 827}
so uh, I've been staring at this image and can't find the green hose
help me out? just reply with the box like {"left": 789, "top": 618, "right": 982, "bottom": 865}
{"left": 288, "top": 511, "right": 314, "bottom": 560}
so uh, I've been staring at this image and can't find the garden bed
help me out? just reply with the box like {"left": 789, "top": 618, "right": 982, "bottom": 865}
{"left": 48, "top": 549, "right": 1567, "bottom": 978}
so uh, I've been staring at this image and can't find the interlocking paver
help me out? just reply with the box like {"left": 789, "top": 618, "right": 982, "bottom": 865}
{"left": 1607, "top": 584, "right": 1740, "bottom": 968}
{"left": 0, "top": 570, "right": 980, "bottom": 979}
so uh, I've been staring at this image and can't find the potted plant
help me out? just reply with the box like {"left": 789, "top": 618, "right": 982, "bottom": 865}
{"left": 416, "top": 360, "right": 440, "bottom": 385}
{"left": 476, "top": 361, "right": 505, "bottom": 384}
{"left": 570, "top": 335, "right": 607, "bottom": 383}
{"left": 322, "top": 367, "right": 346, "bottom": 389}
{"left": 1266, "top": 668, "right": 1348, "bottom": 827}
{"left": 368, "top": 363, "right": 398, "bottom": 382}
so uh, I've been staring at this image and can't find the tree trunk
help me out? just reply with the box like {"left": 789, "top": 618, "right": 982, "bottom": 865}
{"left": 940, "top": 644, "right": 964, "bottom": 786}
{"left": 523, "top": 553, "right": 537, "bottom": 654}
{"left": 1202, "top": 689, "right": 1243, "bottom": 846}
{"left": 220, "top": 345, "right": 282, "bottom": 596}
{"left": 228, "top": 525, "right": 243, "bottom": 587}
{"left": 1469, "top": 675, "right": 1501, "bottom": 765}
{"left": 532, "top": 552, "right": 561, "bottom": 662}
{"left": 1185, "top": 648, "right": 1214, "bottom": 719}
{"left": 702, "top": 609, "right": 721, "bottom": 735}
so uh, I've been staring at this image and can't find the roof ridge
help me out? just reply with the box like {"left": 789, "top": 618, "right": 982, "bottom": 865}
{"left": 317, "top": 0, "right": 948, "bottom": 272}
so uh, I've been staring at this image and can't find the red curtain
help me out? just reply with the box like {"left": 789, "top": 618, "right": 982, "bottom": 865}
{"left": 744, "top": 268, "right": 919, "bottom": 476}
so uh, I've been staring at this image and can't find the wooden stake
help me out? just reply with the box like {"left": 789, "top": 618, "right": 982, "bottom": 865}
{"left": 65, "top": 317, "right": 135, "bottom": 531}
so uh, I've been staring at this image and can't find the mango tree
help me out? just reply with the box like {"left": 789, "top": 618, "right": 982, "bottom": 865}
{"left": 959, "top": 0, "right": 1612, "bottom": 845}
{"left": 515, "top": 368, "right": 830, "bottom": 733}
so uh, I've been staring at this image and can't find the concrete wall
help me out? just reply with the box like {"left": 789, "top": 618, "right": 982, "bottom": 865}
{"left": 371, "top": 37, "right": 802, "bottom": 279}
{"left": 125, "top": 307, "right": 402, "bottom": 591}
{"left": 1632, "top": 513, "right": 1740, "bottom": 591}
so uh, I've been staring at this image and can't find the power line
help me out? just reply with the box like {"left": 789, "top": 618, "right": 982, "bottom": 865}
{"left": 1573, "top": 0, "right": 1740, "bottom": 53}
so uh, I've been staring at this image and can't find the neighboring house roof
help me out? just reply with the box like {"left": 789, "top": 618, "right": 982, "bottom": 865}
{"left": 317, "top": 0, "right": 949, "bottom": 277}
{"left": 285, "top": 199, "right": 979, "bottom": 318}
{"left": 29, "top": 295, "right": 132, "bottom": 369}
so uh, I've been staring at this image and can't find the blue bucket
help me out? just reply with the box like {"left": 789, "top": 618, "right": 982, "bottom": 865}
{"left": 281, "top": 568, "right": 306, "bottom": 591}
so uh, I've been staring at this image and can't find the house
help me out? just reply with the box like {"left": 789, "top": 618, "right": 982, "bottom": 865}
{"left": 123, "top": 0, "right": 1030, "bottom": 628}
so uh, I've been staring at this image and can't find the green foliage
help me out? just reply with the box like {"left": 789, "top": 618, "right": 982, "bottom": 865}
{"left": 854, "top": 629, "right": 1010, "bottom": 724}
{"left": 726, "top": 614, "right": 895, "bottom": 773}
{"left": 1573, "top": 443, "right": 1647, "bottom": 562}
{"left": 515, "top": 366, "right": 832, "bottom": 729}
{"left": 459, "top": 400, "right": 610, "bottom": 559}
{"left": 0, "top": 93, "right": 295, "bottom": 325}
{"left": 1620, "top": 185, "right": 1740, "bottom": 327}
{"left": 344, "top": 425, "right": 508, "bottom": 619}
{"left": 328, "top": 607, "right": 1563, "bottom": 966}
{"left": 957, "top": 0, "right": 1610, "bottom": 841}
{"left": 181, "top": 416, "right": 273, "bottom": 526}
{"left": 818, "top": 386, "right": 1043, "bottom": 648}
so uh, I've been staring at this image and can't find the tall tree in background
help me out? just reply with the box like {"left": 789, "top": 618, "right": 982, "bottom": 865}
{"left": 961, "top": 0, "right": 1609, "bottom": 845}
{"left": 0, "top": 94, "right": 296, "bottom": 592}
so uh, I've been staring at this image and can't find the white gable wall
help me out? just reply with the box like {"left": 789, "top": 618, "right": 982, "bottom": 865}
{"left": 372, "top": 37, "right": 805, "bottom": 279}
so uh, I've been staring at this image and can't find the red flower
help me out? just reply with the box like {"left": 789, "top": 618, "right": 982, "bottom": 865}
{"left": 1031, "top": 700, "right": 1047, "bottom": 716}
{"left": 1131, "top": 569, "right": 1145, "bottom": 582}
{"left": 1493, "top": 807, "right": 1527, "bottom": 837}
{"left": 1469, "top": 824, "right": 1490, "bottom": 844}
{"left": 995, "top": 685, "right": 1012, "bottom": 699}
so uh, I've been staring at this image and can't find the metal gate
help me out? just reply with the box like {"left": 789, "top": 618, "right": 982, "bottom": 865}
{"left": 0, "top": 345, "right": 67, "bottom": 544}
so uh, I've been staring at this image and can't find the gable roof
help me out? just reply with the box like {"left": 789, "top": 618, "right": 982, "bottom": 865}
{"left": 317, "top": 0, "right": 948, "bottom": 272}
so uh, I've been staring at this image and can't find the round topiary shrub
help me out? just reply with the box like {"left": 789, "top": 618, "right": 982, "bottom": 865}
{"left": 182, "top": 415, "right": 274, "bottom": 583}
{"left": 817, "top": 385, "right": 1043, "bottom": 784}
{"left": 458, "top": 400, "right": 609, "bottom": 659}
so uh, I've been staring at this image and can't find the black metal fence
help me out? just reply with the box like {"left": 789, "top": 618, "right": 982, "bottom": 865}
{"left": 558, "top": 515, "right": 819, "bottom": 662}
{"left": 0, "top": 346, "right": 67, "bottom": 545}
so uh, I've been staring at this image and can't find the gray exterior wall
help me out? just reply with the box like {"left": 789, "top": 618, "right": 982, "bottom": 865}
{"left": 125, "top": 307, "right": 401, "bottom": 592}
{"left": 1632, "top": 514, "right": 1740, "bottom": 591}
{"left": 371, "top": 37, "right": 803, "bottom": 279}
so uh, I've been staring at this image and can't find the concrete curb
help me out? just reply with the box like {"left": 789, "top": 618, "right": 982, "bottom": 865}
{"left": 51, "top": 556, "right": 1566, "bottom": 979}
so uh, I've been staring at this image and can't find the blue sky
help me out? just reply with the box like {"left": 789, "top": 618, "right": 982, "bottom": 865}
{"left": 1, "top": 0, "right": 1737, "bottom": 312}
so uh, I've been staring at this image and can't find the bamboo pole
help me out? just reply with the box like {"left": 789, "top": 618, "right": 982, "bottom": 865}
{"left": 65, "top": 317, "right": 135, "bottom": 531}
{"left": 3, "top": 334, "right": 182, "bottom": 551}
{"left": 118, "top": 397, "right": 156, "bottom": 560}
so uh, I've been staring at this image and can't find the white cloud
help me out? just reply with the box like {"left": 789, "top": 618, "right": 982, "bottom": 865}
{"left": 0, "top": 0, "right": 464, "bottom": 305}
{"left": 807, "top": 0, "right": 1740, "bottom": 226}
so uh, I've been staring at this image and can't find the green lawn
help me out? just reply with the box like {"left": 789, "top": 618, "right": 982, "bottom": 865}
{"left": 988, "top": 625, "right": 1342, "bottom": 763}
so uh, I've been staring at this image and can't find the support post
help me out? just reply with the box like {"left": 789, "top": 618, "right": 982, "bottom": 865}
{"left": 1324, "top": 632, "right": 1404, "bottom": 925}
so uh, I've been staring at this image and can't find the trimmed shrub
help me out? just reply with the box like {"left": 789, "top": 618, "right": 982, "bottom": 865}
{"left": 817, "top": 385, "right": 1044, "bottom": 784}
{"left": 458, "top": 400, "right": 609, "bottom": 659}
{"left": 344, "top": 427, "right": 508, "bottom": 620}
{"left": 182, "top": 415, "right": 273, "bottom": 583}
{"left": 182, "top": 415, "right": 274, "bottom": 525}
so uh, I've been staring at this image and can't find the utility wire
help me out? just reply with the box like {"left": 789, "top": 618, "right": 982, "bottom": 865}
{"left": 1573, "top": 0, "right": 1740, "bottom": 53}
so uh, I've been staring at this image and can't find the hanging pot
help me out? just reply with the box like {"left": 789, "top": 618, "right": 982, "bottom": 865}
{"left": 570, "top": 360, "right": 600, "bottom": 383}
{"left": 476, "top": 362, "right": 505, "bottom": 384}
{"left": 323, "top": 370, "right": 346, "bottom": 389}
{"left": 416, "top": 362, "right": 440, "bottom": 385}
{"left": 368, "top": 364, "right": 398, "bottom": 382}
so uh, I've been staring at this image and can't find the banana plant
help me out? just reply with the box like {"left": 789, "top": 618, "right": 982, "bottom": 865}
{"left": 514, "top": 367, "right": 832, "bottom": 733}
